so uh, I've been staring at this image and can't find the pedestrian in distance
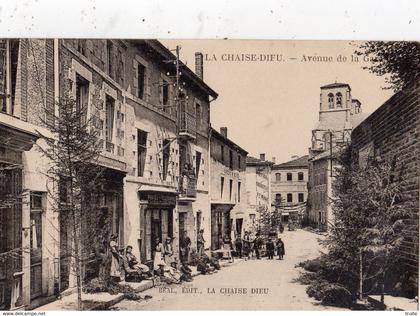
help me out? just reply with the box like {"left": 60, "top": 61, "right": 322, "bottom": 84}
{"left": 197, "top": 229, "right": 205, "bottom": 257}
{"left": 266, "top": 238, "right": 275, "bottom": 259}
{"left": 234, "top": 234, "right": 243, "bottom": 258}
{"left": 179, "top": 231, "right": 191, "bottom": 264}
{"left": 253, "top": 231, "right": 262, "bottom": 260}
{"left": 242, "top": 231, "right": 252, "bottom": 260}
{"left": 276, "top": 237, "right": 285, "bottom": 260}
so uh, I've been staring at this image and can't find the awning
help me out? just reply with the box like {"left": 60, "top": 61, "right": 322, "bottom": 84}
{"left": 138, "top": 185, "right": 178, "bottom": 194}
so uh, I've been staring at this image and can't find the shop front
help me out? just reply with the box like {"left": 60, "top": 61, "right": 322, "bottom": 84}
{"left": 138, "top": 188, "right": 177, "bottom": 266}
{"left": 210, "top": 203, "right": 234, "bottom": 250}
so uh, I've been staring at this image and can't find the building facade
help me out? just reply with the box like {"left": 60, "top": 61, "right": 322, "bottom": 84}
{"left": 307, "top": 83, "right": 366, "bottom": 231}
{"left": 0, "top": 39, "right": 218, "bottom": 310}
{"left": 209, "top": 127, "right": 247, "bottom": 249}
{"left": 0, "top": 39, "right": 58, "bottom": 310}
{"left": 245, "top": 154, "right": 273, "bottom": 233}
{"left": 271, "top": 155, "right": 308, "bottom": 223}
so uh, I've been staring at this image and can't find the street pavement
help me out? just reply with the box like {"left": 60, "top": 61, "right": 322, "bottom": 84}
{"left": 113, "top": 229, "right": 346, "bottom": 310}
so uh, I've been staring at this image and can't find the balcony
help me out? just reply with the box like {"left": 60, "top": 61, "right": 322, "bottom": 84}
{"left": 178, "top": 173, "right": 197, "bottom": 202}
{"left": 178, "top": 111, "right": 196, "bottom": 139}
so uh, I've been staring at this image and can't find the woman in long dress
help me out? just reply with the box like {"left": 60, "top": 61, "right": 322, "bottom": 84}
{"left": 153, "top": 238, "right": 165, "bottom": 272}
{"left": 163, "top": 237, "right": 175, "bottom": 266}
{"left": 109, "top": 233, "right": 122, "bottom": 280}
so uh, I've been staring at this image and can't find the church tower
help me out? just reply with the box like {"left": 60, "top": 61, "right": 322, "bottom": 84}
{"left": 311, "top": 83, "right": 361, "bottom": 152}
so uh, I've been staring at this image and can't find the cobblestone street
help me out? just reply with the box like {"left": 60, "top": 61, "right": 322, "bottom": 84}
{"left": 113, "top": 229, "right": 346, "bottom": 310}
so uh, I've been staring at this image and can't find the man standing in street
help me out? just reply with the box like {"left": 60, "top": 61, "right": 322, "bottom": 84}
{"left": 180, "top": 231, "right": 191, "bottom": 264}
{"left": 276, "top": 237, "right": 285, "bottom": 260}
{"left": 253, "top": 231, "right": 262, "bottom": 260}
{"left": 234, "top": 234, "right": 243, "bottom": 258}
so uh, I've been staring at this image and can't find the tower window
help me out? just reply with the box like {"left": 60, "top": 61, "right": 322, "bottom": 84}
{"left": 336, "top": 92, "right": 342, "bottom": 108}
{"left": 328, "top": 93, "right": 334, "bottom": 109}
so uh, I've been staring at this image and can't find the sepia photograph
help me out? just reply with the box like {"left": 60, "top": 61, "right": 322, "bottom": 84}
{"left": 0, "top": 36, "right": 418, "bottom": 313}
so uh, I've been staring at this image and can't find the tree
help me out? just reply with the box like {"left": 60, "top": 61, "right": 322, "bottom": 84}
{"left": 356, "top": 41, "right": 420, "bottom": 92}
{"left": 36, "top": 92, "right": 106, "bottom": 310}
{"left": 299, "top": 146, "right": 409, "bottom": 308}
{"left": 326, "top": 146, "right": 408, "bottom": 305}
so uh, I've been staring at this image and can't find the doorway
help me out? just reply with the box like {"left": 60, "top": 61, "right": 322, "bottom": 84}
{"left": 30, "top": 193, "right": 43, "bottom": 300}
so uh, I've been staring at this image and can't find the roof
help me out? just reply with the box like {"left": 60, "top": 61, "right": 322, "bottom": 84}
{"left": 320, "top": 83, "right": 351, "bottom": 90}
{"left": 210, "top": 128, "right": 248, "bottom": 155}
{"left": 310, "top": 146, "right": 341, "bottom": 162}
{"left": 127, "top": 40, "right": 218, "bottom": 99}
{"left": 350, "top": 112, "right": 369, "bottom": 129}
{"left": 246, "top": 156, "right": 274, "bottom": 166}
{"left": 273, "top": 155, "right": 309, "bottom": 169}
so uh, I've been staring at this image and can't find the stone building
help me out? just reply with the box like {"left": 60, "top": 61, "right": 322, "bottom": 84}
{"left": 0, "top": 39, "right": 218, "bottom": 310}
{"left": 0, "top": 39, "right": 58, "bottom": 310}
{"left": 271, "top": 155, "right": 308, "bottom": 224}
{"left": 307, "top": 83, "right": 366, "bottom": 231}
{"left": 209, "top": 127, "right": 248, "bottom": 249}
{"left": 245, "top": 154, "right": 273, "bottom": 233}
{"left": 351, "top": 78, "right": 419, "bottom": 295}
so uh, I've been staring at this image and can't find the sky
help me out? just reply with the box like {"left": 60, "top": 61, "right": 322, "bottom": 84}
{"left": 162, "top": 40, "right": 394, "bottom": 164}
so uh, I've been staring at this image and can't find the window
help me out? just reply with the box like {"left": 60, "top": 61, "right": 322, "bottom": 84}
{"left": 298, "top": 193, "right": 305, "bottom": 203}
{"left": 137, "top": 130, "right": 147, "bottom": 177}
{"left": 195, "top": 103, "right": 201, "bottom": 129}
{"left": 238, "top": 155, "right": 241, "bottom": 169}
{"left": 162, "top": 79, "right": 169, "bottom": 105}
{"left": 105, "top": 96, "right": 115, "bottom": 152}
{"left": 298, "top": 172, "right": 304, "bottom": 181}
{"left": 287, "top": 193, "right": 293, "bottom": 203}
{"left": 229, "top": 150, "right": 233, "bottom": 169}
{"left": 137, "top": 63, "right": 146, "bottom": 99}
{"left": 220, "top": 177, "right": 224, "bottom": 199}
{"left": 275, "top": 173, "right": 281, "bottom": 182}
{"left": 0, "top": 39, "right": 19, "bottom": 115}
{"left": 107, "top": 40, "right": 113, "bottom": 78}
{"left": 336, "top": 92, "right": 342, "bottom": 108}
{"left": 162, "top": 139, "right": 170, "bottom": 180}
{"left": 221, "top": 145, "right": 225, "bottom": 163}
{"left": 275, "top": 193, "right": 282, "bottom": 204}
{"left": 328, "top": 93, "right": 334, "bottom": 109}
{"left": 287, "top": 172, "right": 292, "bottom": 181}
{"left": 77, "top": 39, "right": 86, "bottom": 56}
{"left": 238, "top": 181, "right": 241, "bottom": 202}
{"left": 229, "top": 179, "right": 233, "bottom": 201}
{"left": 75, "top": 75, "right": 89, "bottom": 125}
{"left": 195, "top": 151, "right": 202, "bottom": 181}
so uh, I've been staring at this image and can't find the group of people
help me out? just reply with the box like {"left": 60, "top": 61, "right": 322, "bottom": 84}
{"left": 109, "top": 234, "right": 152, "bottom": 282}
{"left": 233, "top": 231, "right": 285, "bottom": 260}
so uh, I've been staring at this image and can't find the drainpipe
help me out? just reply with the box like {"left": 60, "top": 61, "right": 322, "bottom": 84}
{"left": 53, "top": 38, "right": 60, "bottom": 295}
{"left": 207, "top": 126, "right": 212, "bottom": 252}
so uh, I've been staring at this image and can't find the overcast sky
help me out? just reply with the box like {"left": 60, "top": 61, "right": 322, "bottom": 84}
{"left": 162, "top": 40, "right": 394, "bottom": 164}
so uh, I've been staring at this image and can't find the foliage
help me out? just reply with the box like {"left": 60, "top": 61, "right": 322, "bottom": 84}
{"left": 356, "top": 41, "right": 420, "bottom": 92}
{"left": 36, "top": 92, "right": 107, "bottom": 310}
{"left": 298, "top": 145, "right": 410, "bottom": 307}
{"left": 83, "top": 278, "right": 142, "bottom": 300}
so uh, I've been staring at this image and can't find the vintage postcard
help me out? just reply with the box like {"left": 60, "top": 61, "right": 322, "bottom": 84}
{"left": 0, "top": 36, "right": 419, "bottom": 313}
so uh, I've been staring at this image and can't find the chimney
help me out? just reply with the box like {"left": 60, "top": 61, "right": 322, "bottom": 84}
{"left": 195, "top": 52, "right": 204, "bottom": 79}
{"left": 220, "top": 127, "right": 227, "bottom": 138}
{"left": 272, "top": 157, "right": 276, "bottom": 164}
{"left": 260, "top": 153, "right": 265, "bottom": 161}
